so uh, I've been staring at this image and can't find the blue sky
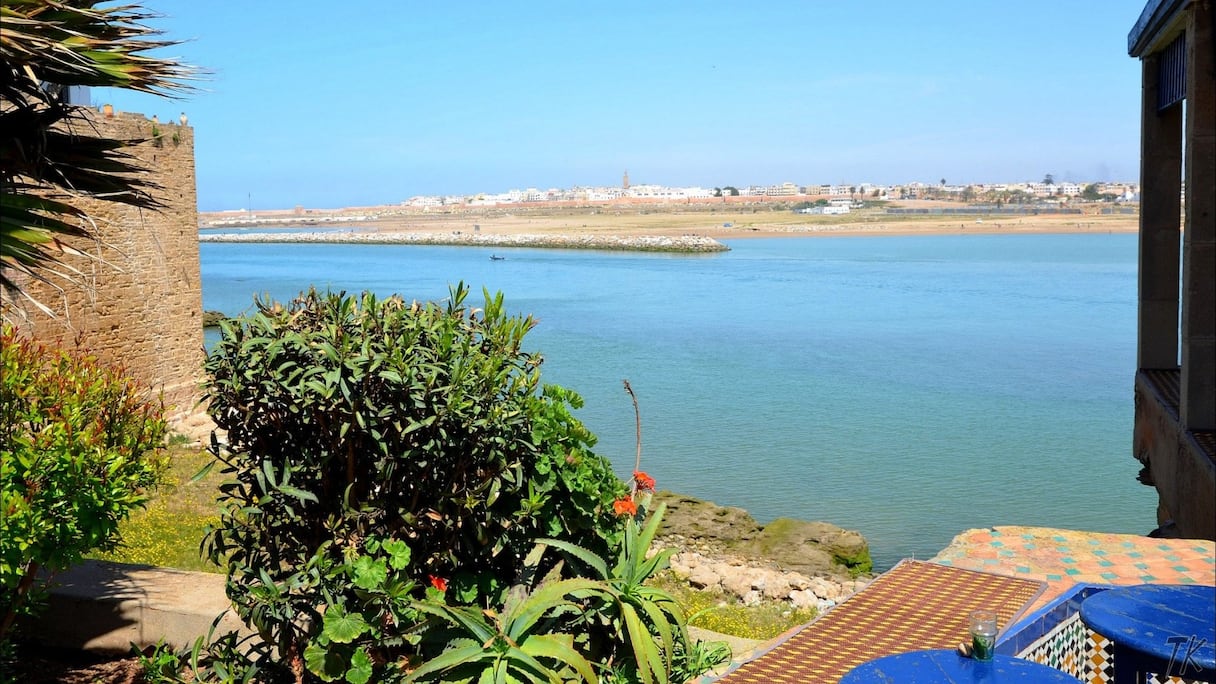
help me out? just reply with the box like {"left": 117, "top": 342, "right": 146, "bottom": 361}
{"left": 99, "top": 1, "right": 1149, "bottom": 211}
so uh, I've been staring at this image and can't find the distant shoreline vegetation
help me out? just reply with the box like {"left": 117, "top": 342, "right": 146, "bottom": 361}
{"left": 885, "top": 205, "right": 1137, "bottom": 216}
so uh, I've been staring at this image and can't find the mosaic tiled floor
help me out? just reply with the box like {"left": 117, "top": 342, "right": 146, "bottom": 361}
{"left": 705, "top": 527, "right": 1214, "bottom": 683}
{"left": 711, "top": 560, "right": 1046, "bottom": 684}
{"left": 931, "top": 526, "right": 1216, "bottom": 612}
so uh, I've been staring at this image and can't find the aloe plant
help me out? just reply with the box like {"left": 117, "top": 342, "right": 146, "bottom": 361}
{"left": 541, "top": 502, "right": 698, "bottom": 684}
{"left": 406, "top": 578, "right": 602, "bottom": 684}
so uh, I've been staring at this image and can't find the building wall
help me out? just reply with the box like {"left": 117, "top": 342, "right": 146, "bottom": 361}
{"left": 7, "top": 109, "right": 204, "bottom": 423}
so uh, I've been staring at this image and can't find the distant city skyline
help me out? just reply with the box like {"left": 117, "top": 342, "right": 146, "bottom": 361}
{"left": 98, "top": 1, "right": 1147, "bottom": 212}
{"left": 202, "top": 177, "right": 1139, "bottom": 214}
{"left": 396, "top": 176, "right": 1138, "bottom": 204}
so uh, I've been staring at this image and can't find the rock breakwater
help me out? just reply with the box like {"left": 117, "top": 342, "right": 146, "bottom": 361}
{"left": 199, "top": 230, "right": 729, "bottom": 253}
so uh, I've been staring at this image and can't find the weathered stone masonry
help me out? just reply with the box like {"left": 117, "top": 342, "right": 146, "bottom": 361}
{"left": 8, "top": 109, "right": 204, "bottom": 423}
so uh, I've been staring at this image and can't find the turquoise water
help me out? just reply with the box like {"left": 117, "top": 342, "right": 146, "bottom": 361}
{"left": 201, "top": 233, "right": 1155, "bottom": 569}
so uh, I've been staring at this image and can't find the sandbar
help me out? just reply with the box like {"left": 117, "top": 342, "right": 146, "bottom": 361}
{"left": 201, "top": 201, "right": 1139, "bottom": 252}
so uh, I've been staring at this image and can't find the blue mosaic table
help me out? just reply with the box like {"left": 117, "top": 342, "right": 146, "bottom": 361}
{"left": 839, "top": 649, "right": 1082, "bottom": 683}
{"left": 1079, "top": 584, "right": 1215, "bottom": 683}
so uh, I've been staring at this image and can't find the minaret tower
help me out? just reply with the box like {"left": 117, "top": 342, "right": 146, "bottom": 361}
{"left": 622, "top": 170, "right": 630, "bottom": 189}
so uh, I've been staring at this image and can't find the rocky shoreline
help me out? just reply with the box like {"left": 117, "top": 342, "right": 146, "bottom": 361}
{"left": 666, "top": 548, "right": 871, "bottom": 614}
{"left": 199, "top": 230, "right": 729, "bottom": 253}
{"left": 653, "top": 492, "right": 873, "bottom": 613}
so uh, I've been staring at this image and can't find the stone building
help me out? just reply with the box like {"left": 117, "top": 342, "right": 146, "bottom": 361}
{"left": 5, "top": 108, "right": 204, "bottom": 425}
{"left": 1128, "top": 0, "right": 1214, "bottom": 539}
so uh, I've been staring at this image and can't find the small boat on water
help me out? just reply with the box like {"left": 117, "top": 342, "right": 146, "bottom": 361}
{"left": 490, "top": 255, "right": 505, "bottom": 261}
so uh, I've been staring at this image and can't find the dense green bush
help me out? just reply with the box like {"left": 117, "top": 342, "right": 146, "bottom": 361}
{"left": 0, "top": 325, "right": 167, "bottom": 644}
{"left": 200, "top": 286, "right": 636, "bottom": 681}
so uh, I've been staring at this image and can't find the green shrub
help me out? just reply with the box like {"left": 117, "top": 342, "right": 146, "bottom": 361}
{"left": 0, "top": 325, "right": 167, "bottom": 642}
{"left": 199, "top": 285, "right": 629, "bottom": 681}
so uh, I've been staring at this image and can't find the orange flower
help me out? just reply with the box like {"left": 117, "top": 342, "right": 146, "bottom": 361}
{"left": 632, "top": 471, "right": 655, "bottom": 492}
{"left": 429, "top": 575, "right": 447, "bottom": 592}
{"left": 613, "top": 496, "right": 638, "bottom": 517}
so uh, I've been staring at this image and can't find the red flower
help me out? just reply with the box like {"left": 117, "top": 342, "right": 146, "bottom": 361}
{"left": 613, "top": 496, "right": 638, "bottom": 517}
{"left": 632, "top": 471, "right": 655, "bottom": 492}
{"left": 429, "top": 575, "right": 447, "bottom": 592}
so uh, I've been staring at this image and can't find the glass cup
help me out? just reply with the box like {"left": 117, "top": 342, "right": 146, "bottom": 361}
{"left": 969, "top": 609, "right": 998, "bottom": 661}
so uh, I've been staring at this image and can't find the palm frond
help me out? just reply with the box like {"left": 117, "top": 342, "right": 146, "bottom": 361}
{"left": 1, "top": 0, "right": 199, "bottom": 319}
{"left": 0, "top": 0, "right": 198, "bottom": 101}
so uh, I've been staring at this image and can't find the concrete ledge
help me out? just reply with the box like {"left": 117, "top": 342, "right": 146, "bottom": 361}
{"left": 31, "top": 560, "right": 250, "bottom": 655}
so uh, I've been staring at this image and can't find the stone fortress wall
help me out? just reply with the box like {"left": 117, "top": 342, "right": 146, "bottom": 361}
{"left": 9, "top": 108, "right": 204, "bottom": 424}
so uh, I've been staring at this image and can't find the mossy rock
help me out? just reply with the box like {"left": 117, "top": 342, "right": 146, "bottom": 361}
{"left": 750, "top": 518, "right": 873, "bottom": 578}
{"left": 654, "top": 491, "right": 761, "bottom": 546}
{"left": 202, "top": 310, "right": 228, "bottom": 328}
{"left": 653, "top": 492, "right": 872, "bottom": 579}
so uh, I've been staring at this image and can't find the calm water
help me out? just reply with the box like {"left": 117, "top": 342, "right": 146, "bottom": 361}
{"left": 201, "top": 233, "right": 1155, "bottom": 569}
